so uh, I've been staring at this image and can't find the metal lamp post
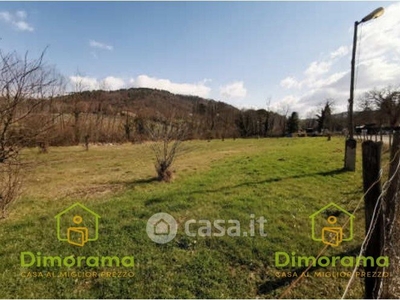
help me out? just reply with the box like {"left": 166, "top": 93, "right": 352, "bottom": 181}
{"left": 344, "top": 7, "right": 384, "bottom": 171}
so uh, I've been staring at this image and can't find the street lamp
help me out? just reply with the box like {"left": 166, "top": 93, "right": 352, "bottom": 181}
{"left": 344, "top": 7, "right": 384, "bottom": 171}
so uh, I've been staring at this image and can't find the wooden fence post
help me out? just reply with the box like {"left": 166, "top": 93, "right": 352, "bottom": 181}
{"left": 362, "top": 140, "right": 383, "bottom": 299}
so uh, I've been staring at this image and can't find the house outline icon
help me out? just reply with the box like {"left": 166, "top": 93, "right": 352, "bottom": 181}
{"left": 309, "top": 202, "right": 354, "bottom": 244}
{"left": 55, "top": 202, "right": 101, "bottom": 245}
{"left": 154, "top": 218, "right": 170, "bottom": 235}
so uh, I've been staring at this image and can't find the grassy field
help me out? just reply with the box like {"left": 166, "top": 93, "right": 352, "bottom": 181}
{"left": 0, "top": 137, "right": 388, "bottom": 298}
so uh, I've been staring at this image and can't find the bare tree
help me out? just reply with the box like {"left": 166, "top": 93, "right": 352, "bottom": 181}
{"left": 69, "top": 71, "right": 89, "bottom": 145}
{"left": 265, "top": 97, "right": 275, "bottom": 136}
{"left": 0, "top": 159, "right": 21, "bottom": 218}
{"left": 0, "top": 49, "right": 64, "bottom": 160}
{"left": 277, "top": 104, "right": 289, "bottom": 136}
{"left": 361, "top": 86, "right": 400, "bottom": 128}
{"left": 0, "top": 48, "right": 63, "bottom": 218}
{"left": 146, "top": 115, "right": 187, "bottom": 182}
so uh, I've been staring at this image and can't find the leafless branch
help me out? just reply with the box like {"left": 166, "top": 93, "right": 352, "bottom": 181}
{"left": 146, "top": 115, "right": 188, "bottom": 182}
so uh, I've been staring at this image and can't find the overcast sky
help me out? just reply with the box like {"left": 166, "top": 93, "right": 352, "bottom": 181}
{"left": 0, "top": 1, "right": 398, "bottom": 116}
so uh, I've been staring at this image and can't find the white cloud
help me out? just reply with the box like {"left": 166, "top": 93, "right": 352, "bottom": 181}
{"left": 0, "top": 11, "right": 11, "bottom": 22}
{"left": 330, "top": 46, "right": 349, "bottom": 59}
{"left": 131, "top": 75, "right": 211, "bottom": 98}
{"left": 16, "top": 11, "right": 27, "bottom": 19}
{"left": 280, "top": 76, "right": 301, "bottom": 89}
{"left": 89, "top": 40, "right": 113, "bottom": 51}
{"left": 69, "top": 75, "right": 100, "bottom": 91}
{"left": 219, "top": 81, "right": 247, "bottom": 99}
{"left": 69, "top": 75, "right": 127, "bottom": 91}
{"left": 102, "top": 76, "right": 125, "bottom": 90}
{"left": 271, "top": 95, "right": 301, "bottom": 113}
{"left": 278, "top": 2, "right": 400, "bottom": 117}
{"left": 0, "top": 10, "right": 33, "bottom": 32}
{"left": 14, "top": 21, "right": 33, "bottom": 31}
{"left": 358, "top": 3, "right": 400, "bottom": 63}
{"left": 68, "top": 74, "right": 212, "bottom": 97}
{"left": 304, "top": 61, "right": 331, "bottom": 78}
{"left": 314, "top": 71, "right": 347, "bottom": 89}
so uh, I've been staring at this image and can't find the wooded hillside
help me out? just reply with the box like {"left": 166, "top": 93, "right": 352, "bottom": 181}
{"left": 36, "top": 88, "right": 288, "bottom": 146}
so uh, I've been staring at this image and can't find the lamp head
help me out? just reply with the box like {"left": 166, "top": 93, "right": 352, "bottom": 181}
{"left": 361, "top": 7, "right": 384, "bottom": 23}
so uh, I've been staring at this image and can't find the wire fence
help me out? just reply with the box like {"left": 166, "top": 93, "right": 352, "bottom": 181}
{"left": 278, "top": 166, "right": 383, "bottom": 299}
{"left": 341, "top": 147, "right": 400, "bottom": 298}
{"left": 383, "top": 141, "right": 400, "bottom": 298}
{"left": 278, "top": 139, "right": 400, "bottom": 299}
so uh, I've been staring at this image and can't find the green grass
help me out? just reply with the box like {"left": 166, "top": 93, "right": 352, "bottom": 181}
{"left": 0, "top": 137, "right": 386, "bottom": 298}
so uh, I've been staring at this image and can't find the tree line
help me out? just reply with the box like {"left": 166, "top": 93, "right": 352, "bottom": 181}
{"left": 1, "top": 49, "right": 399, "bottom": 154}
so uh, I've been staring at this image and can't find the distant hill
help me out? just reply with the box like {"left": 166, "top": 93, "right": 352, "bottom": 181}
{"left": 48, "top": 88, "right": 286, "bottom": 145}
{"left": 58, "top": 88, "right": 238, "bottom": 117}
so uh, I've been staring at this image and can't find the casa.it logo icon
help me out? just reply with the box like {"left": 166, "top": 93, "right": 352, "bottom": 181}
{"left": 55, "top": 203, "right": 100, "bottom": 247}
{"left": 146, "top": 212, "right": 178, "bottom": 244}
{"left": 309, "top": 203, "right": 354, "bottom": 247}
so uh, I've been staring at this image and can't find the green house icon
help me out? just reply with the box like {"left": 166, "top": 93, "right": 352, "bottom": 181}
{"left": 55, "top": 203, "right": 100, "bottom": 247}
{"left": 309, "top": 203, "right": 354, "bottom": 246}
